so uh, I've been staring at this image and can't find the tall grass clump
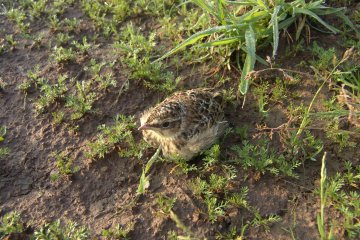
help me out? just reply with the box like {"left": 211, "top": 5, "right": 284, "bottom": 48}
{"left": 155, "top": 0, "right": 358, "bottom": 95}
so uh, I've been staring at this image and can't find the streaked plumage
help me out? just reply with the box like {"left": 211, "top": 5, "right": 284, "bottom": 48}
{"left": 139, "top": 88, "right": 228, "bottom": 160}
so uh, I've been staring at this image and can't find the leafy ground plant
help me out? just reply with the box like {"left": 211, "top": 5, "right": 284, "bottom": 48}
{"left": 0, "top": 211, "right": 24, "bottom": 237}
{"left": 66, "top": 81, "right": 96, "bottom": 120}
{"left": 101, "top": 223, "right": 134, "bottom": 240}
{"left": 34, "top": 219, "right": 89, "bottom": 240}
{"left": 113, "top": 23, "right": 180, "bottom": 92}
{"left": 85, "top": 115, "right": 145, "bottom": 160}
{"left": 0, "top": 126, "right": 10, "bottom": 159}
{"left": 50, "top": 151, "right": 80, "bottom": 181}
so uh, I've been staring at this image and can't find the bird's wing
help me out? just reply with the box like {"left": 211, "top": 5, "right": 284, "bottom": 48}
{"left": 186, "top": 121, "right": 228, "bottom": 153}
{"left": 180, "top": 89, "right": 224, "bottom": 140}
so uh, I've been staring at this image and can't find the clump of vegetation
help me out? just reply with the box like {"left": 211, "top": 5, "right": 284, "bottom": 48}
{"left": 155, "top": 0, "right": 358, "bottom": 95}
{"left": 85, "top": 115, "right": 147, "bottom": 160}
{"left": 51, "top": 46, "right": 76, "bottom": 64}
{"left": 85, "top": 58, "right": 117, "bottom": 90}
{"left": 17, "top": 65, "right": 43, "bottom": 93}
{"left": 49, "top": 151, "right": 80, "bottom": 181}
{"left": 0, "top": 126, "right": 10, "bottom": 159}
{"left": 113, "top": 23, "right": 180, "bottom": 92}
{"left": 5, "top": 7, "right": 29, "bottom": 32}
{"left": 65, "top": 81, "right": 96, "bottom": 120}
{"left": 0, "top": 211, "right": 25, "bottom": 237}
{"left": 156, "top": 194, "right": 177, "bottom": 215}
{"left": 34, "top": 219, "right": 89, "bottom": 240}
{"left": 317, "top": 153, "right": 360, "bottom": 240}
{"left": 101, "top": 223, "right": 134, "bottom": 240}
{"left": 34, "top": 74, "right": 70, "bottom": 113}
{"left": 231, "top": 138, "right": 302, "bottom": 178}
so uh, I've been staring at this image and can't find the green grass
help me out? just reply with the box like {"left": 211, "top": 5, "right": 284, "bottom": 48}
{"left": 0, "top": 0, "right": 359, "bottom": 239}
{"left": 155, "top": 0, "right": 358, "bottom": 95}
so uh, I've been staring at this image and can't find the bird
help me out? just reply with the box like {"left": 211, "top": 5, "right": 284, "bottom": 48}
{"left": 138, "top": 88, "right": 228, "bottom": 160}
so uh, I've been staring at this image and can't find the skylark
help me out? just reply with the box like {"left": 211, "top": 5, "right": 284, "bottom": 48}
{"left": 139, "top": 88, "right": 228, "bottom": 160}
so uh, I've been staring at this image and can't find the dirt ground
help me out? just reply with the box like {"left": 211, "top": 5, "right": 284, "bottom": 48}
{"left": 0, "top": 2, "right": 359, "bottom": 240}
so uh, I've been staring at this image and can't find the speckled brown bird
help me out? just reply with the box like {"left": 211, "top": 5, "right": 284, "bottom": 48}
{"left": 139, "top": 88, "right": 228, "bottom": 160}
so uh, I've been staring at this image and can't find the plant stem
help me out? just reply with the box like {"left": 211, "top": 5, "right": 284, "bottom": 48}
{"left": 296, "top": 60, "right": 344, "bottom": 137}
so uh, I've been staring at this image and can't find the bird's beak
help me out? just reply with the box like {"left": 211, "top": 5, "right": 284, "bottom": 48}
{"left": 138, "top": 124, "right": 149, "bottom": 131}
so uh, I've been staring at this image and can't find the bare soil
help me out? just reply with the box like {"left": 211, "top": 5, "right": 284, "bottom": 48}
{"left": 0, "top": 2, "right": 359, "bottom": 240}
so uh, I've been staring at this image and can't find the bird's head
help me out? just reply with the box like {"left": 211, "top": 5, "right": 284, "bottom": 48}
{"left": 139, "top": 102, "right": 183, "bottom": 138}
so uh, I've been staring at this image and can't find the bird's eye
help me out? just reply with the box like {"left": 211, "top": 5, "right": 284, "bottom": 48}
{"left": 162, "top": 122, "right": 170, "bottom": 128}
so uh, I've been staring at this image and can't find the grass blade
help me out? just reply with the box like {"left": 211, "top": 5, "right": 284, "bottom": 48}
{"left": 317, "top": 151, "right": 327, "bottom": 240}
{"left": 278, "top": 16, "right": 297, "bottom": 29}
{"left": 271, "top": 5, "right": 281, "bottom": 58}
{"left": 217, "top": 0, "right": 226, "bottom": 25}
{"left": 153, "top": 25, "right": 236, "bottom": 63}
{"left": 296, "top": 15, "right": 307, "bottom": 41}
{"left": 333, "top": 11, "right": 360, "bottom": 37}
{"left": 199, "top": 36, "right": 239, "bottom": 47}
{"left": 293, "top": 7, "right": 340, "bottom": 34}
{"left": 239, "top": 26, "right": 256, "bottom": 95}
{"left": 136, "top": 147, "right": 161, "bottom": 195}
{"left": 191, "top": 0, "right": 217, "bottom": 20}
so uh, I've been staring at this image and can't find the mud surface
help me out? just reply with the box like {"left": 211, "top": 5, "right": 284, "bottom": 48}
{"left": 0, "top": 2, "right": 359, "bottom": 240}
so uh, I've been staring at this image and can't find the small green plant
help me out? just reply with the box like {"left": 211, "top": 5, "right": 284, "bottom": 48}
{"left": 85, "top": 115, "right": 143, "bottom": 160}
{"left": 251, "top": 212, "right": 282, "bottom": 232}
{"left": 55, "top": 33, "right": 73, "bottom": 46}
{"left": 156, "top": 194, "right": 176, "bottom": 214}
{"left": 52, "top": 111, "right": 65, "bottom": 125}
{"left": 72, "top": 37, "right": 91, "bottom": 55}
{"left": 284, "top": 130, "right": 324, "bottom": 163}
{"left": 34, "top": 74, "right": 69, "bottom": 113}
{"left": 325, "top": 118, "right": 356, "bottom": 150}
{"left": 5, "top": 7, "right": 29, "bottom": 32}
{"left": 171, "top": 156, "right": 198, "bottom": 175}
{"left": 51, "top": 46, "right": 76, "bottom": 64}
{"left": 310, "top": 42, "right": 336, "bottom": 72}
{"left": 17, "top": 65, "right": 43, "bottom": 92}
{"left": 0, "top": 211, "right": 24, "bottom": 237}
{"left": 231, "top": 138, "right": 301, "bottom": 178}
{"left": 84, "top": 59, "right": 117, "bottom": 90}
{"left": 189, "top": 173, "right": 234, "bottom": 222}
{"left": 49, "top": 151, "right": 80, "bottom": 181}
{"left": 49, "top": 15, "right": 60, "bottom": 31}
{"left": 29, "top": 0, "right": 47, "bottom": 20}
{"left": 203, "top": 144, "right": 220, "bottom": 170}
{"left": 317, "top": 155, "right": 360, "bottom": 239}
{"left": 205, "top": 195, "right": 228, "bottom": 223}
{"left": 111, "top": 0, "right": 129, "bottom": 22}
{"left": 66, "top": 81, "right": 96, "bottom": 120}
{"left": 228, "top": 186, "right": 249, "bottom": 209}
{"left": 34, "top": 219, "right": 89, "bottom": 240}
{"left": 253, "top": 82, "right": 270, "bottom": 117}
{"left": 5, "top": 34, "right": 17, "bottom": 49}
{"left": 113, "top": 23, "right": 180, "bottom": 92}
{"left": 63, "top": 17, "right": 81, "bottom": 32}
{"left": 101, "top": 223, "right": 134, "bottom": 240}
{"left": 0, "top": 126, "right": 10, "bottom": 159}
{"left": 271, "top": 78, "right": 287, "bottom": 102}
